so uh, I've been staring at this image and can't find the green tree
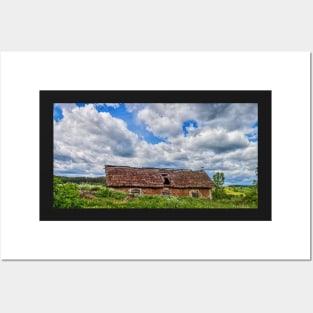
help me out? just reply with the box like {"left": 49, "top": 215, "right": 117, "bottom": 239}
{"left": 253, "top": 166, "right": 258, "bottom": 187}
{"left": 213, "top": 172, "right": 225, "bottom": 188}
{"left": 248, "top": 167, "right": 258, "bottom": 205}
{"left": 212, "top": 172, "right": 226, "bottom": 199}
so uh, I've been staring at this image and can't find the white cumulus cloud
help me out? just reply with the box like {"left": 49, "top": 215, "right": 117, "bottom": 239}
{"left": 54, "top": 102, "right": 258, "bottom": 184}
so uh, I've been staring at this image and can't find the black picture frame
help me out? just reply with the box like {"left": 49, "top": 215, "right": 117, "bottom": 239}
{"left": 40, "top": 90, "right": 271, "bottom": 221}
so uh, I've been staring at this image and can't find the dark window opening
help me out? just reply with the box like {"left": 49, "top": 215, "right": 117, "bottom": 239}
{"left": 161, "top": 173, "right": 170, "bottom": 185}
{"left": 162, "top": 189, "right": 170, "bottom": 196}
{"left": 163, "top": 177, "right": 170, "bottom": 185}
{"left": 129, "top": 188, "right": 141, "bottom": 195}
{"left": 191, "top": 191, "right": 199, "bottom": 198}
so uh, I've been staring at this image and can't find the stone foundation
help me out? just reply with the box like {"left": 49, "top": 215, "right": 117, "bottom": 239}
{"left": 111, "top": 187, "right": 212, "bottom": 199}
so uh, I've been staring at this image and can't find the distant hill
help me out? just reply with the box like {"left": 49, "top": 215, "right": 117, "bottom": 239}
{"left": 227, "top": 184, "right": 253, "bottom": 188}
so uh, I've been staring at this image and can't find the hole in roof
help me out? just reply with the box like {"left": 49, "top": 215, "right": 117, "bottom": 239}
{"left": 160, "top": 174, "right": 170, "bottom": 185}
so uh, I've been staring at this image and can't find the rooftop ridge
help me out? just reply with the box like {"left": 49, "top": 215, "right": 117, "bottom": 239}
{"left": 105, "top": 164, "right": 205, "bottom": 172}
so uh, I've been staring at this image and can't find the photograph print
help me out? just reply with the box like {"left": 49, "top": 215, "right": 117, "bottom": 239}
{"left": 40, "top": 91, "right": 271, "bottom": 221}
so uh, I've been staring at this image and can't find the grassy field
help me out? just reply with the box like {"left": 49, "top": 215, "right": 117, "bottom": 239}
{"left": 53, "top": 177, "right": 258, "bottom": 209}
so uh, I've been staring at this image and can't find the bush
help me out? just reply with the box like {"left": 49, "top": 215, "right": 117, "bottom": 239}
{"left": 244, "top": 188, "right": 258, "bottom": 203}
{"left": 212, "top": 187, "right": 230, "bottom": 200}
{"left": 236, "top": 186, "right": 258, "bottom": 206}
{"left": 96, "top": 187, "right": 126, "bottom": 200}
{"left": 79, "top": 184, "right": 103, "bottom": 192}
{"left": 53, "top": 177, "right": 82, "bottom": 208}
{"left": 96, "top": 188, "right": 111, "bottom": 198}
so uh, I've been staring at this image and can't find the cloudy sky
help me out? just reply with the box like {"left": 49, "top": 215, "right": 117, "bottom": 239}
{"left": 53, "top": 102, "right": 258, "bottom": 185}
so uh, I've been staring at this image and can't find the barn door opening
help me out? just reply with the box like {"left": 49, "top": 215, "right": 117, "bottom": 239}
{"left": 162, "top": 189, "right": 170, "bottom": 196}
{"left": 190, "top": 190, "right": 199, "bottom": 198}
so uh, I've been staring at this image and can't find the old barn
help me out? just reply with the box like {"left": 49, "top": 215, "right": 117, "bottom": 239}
{"left": 105, "top": 165, "right": 215, "bottom": 199}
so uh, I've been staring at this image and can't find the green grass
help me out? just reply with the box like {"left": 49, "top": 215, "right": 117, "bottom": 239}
{"left": 224, "top": 187, "right": 245, "bottom": 197}
{"left": 53, "top": 179, "right": 257, "bottom": 209}
{"left": 225, "top": 186, "right": 256, "bottom": 196}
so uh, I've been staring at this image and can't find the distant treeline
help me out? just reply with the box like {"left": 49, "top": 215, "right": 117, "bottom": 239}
{"left": 55, "top": 175, "right": 106, "bottom": 184}
{"left": 227, "top": 185, "right": 252, "bottom": 187}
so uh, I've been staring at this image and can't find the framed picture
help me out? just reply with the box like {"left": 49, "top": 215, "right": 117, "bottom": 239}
{"left": 40, "top": 90, "right": 271, "bottom": 221}
{"left": 2, "top": 52, "right": 309, "bottom": 260}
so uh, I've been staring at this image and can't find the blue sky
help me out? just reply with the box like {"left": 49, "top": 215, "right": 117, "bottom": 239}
{"left": 55, "top": 103, "right": 166, "bottom": 144}
{"left": 54, "top": 102, "right": 258, "bottom": 185}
